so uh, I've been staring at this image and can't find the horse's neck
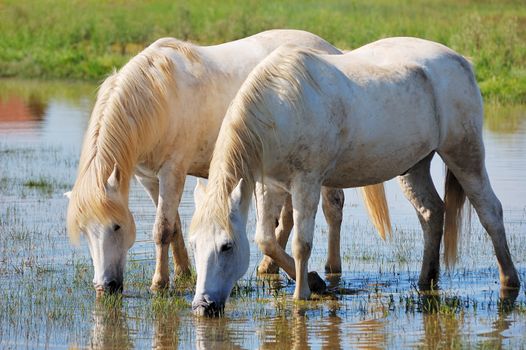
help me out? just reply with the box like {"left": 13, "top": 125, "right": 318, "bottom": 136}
{"left": 200, "top": 42, "right": 270, "bottom": 85}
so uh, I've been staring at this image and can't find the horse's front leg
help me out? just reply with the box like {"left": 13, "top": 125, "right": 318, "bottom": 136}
{"left": 254, "top": 184, "right": 297, "bottom": 279}
{"left": 258, "top": 187, "right": 344, "bottom": 275}
{"left": 257, "top": 195, "right": 294, "bottom": 275}
{"left": 150, "top": 163, "right": 190, "bottom": 291}
{"left": 291, "top": 179, "right": 321, "bottom": 300}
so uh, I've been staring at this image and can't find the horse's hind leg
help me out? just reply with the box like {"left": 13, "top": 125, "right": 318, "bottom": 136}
{"left": 397, "top": 153, "right": 444, "bottom": 289}
{"left": 439, "top": 137, "right": 520, "bottom": 289}
{"left": 322, "top": 187, "right": 344, "bottom": 273}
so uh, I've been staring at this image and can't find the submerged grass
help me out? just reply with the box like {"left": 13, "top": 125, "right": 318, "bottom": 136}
{"left": 23, "top": 178, "right": 53, "bottom": 191}
{"left": 0, "top": 0, "right": 525, "bottom": 102}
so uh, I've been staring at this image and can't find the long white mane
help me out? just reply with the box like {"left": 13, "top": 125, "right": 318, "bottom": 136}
{"left": 190, "top": 47, "right": 324, "bottom": 236}
{"left": 67, "top": 39, "right": 196, "bottom": 242}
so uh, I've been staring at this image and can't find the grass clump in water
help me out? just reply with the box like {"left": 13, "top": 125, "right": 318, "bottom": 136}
{"left": 23, "top": 178, "right": 54, "bottom": 193}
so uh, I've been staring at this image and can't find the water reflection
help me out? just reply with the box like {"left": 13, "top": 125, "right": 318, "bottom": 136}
{"left": 0, "top": 95, "right": 46, "bottom": 122}
{"left": 258, "top": 309, "right": 311, "bottom": 349}
{"left": 90, "top": 298, "right": 133, "bottom": 349}
{"left": 348, "top": 318, "right": 387, "bottom": 349}
{"left": 320, "top": 311, "right": 342, "bottom": 350}
{"left": 0, "top": 79, "right": 93, "bottom": 146}
{"left": 193, "top": 317, "right": 243, "bottom": 350}
{"left": 152, "top": 311, "right": 180, "bottom": 349}
{"left": 421, "top": 312, "right": 462, "bottom": 348}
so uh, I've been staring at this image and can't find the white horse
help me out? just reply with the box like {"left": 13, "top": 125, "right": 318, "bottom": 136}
{"left": 65, "top": 29, "right": 388, "bottom": 294}
{"left": 190, "top": 38, "right": 520, "bottom": 315}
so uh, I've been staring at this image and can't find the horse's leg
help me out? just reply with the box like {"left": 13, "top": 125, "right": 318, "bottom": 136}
{"left": 397, "top": 153, "right": 444, "bottom": 289}
{"left": 257, "top": 195, "right": 293, "bottom": 275}
{"left": 150, "top": 164, "right": 190, "bottom": 291}
{"left": 439, "top": 139, "right": 520, "bottom": 289}
{"left": 254, "top": 184, "right": 297, "bottom": 279}
{"left": 290, "top": 178, "right": 321, "bottom": 300}
{"left": 171, "top": 211, "right": 189, "bottom": 277}
{"left": 322, "top": 187, "right": 344, "bottom": 273}
{"left": 258, "top": 187, "right": 344, "bottom": 274}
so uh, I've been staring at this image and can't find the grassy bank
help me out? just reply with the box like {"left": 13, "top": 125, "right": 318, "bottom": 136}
{"left": 0, "top": 0, "right": 525, "bottom": 102}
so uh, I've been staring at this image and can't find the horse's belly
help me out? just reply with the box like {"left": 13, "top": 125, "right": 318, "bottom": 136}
{"left": 324, "top": 142, "right": 433, "bottom": 188}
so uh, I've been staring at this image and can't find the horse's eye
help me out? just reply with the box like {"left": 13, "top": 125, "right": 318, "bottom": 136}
{"left": 113, "top": 224, "right": 121, "bottom": 232}
{"left": 220, "top": 242, "right": 233, "bottom": 253}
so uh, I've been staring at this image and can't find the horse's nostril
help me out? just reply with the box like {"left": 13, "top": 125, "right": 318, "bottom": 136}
{"left": 192, "top": 298, "right": 224, "bottom": 317}
{"left": 204, "top": 301, "right": 224, "bottom": 317}
{"left": 106, "top": 280, "right": 123, "bottom": 293}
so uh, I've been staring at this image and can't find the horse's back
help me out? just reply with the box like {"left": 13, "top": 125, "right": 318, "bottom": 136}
{"left": 232, "top": 46, "right": 435, "bottom": 186}
{"left": 346, "top": 37, "right": 479, "bottom": 99}
{"left": 235, "top": 41, "right": 477, "bottom": 187}
{"left": 344, "top": 37, "right": 483, "bottom": 145}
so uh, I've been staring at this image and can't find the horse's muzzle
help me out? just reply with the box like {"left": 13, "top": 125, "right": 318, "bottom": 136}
{"left": 94, "top": 280, "right": 123, "bottom": 295}
{"left": 192, "top": 298, "right": 224, "bottom": 317}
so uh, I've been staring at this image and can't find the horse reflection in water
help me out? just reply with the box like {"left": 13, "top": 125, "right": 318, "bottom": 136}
{"left": 193, "top": 317, "right": 244, "bottom": 350}
{"left": 90, "top": 298, "right": 132, "bottom": 349}
{"left": 419, "top": 291, "right": 520, "bottom": 348}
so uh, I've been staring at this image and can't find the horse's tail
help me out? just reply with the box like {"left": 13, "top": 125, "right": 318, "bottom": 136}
{"left": 443, "top": 168, "right": 466, "bottom": 267}
{"left": 361, "top": 183, "right": 392, "bottom": 240}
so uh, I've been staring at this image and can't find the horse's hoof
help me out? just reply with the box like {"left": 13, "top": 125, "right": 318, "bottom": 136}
{"left": 417, "top": 279, "right": 440, "bottom": 292}
{"left": 324, "top": 263, "right": 342, "bottom": 274}
{"left": 499, "top": 287, "right": 519, "bottom": 303}
{"left": 174, "top": 267, "right": 192, "bottom": 279}
{"left": 501, "top": 273, "right": 520, "bottom": 290}
{"left": 308, "top": 271, "right": 326, "bottom": 294}
{"left": 150, "top": 277, "right": 169, "bottom": 293}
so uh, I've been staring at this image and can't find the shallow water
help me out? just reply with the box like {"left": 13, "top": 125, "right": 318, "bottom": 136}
{"left": 0, "top": 79, "right": 525, "bottom": 349}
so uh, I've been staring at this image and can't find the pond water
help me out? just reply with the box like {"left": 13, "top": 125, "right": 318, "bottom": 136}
{"left": 0, "top": 79, "right": 525, "bottom": 349}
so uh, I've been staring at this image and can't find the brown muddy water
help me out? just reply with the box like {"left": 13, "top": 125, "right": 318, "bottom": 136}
{"left": 0, "top": 79, "right": 525, "bottom": 349}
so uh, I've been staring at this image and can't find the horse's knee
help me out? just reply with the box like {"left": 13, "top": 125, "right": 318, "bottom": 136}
{"left": 322, "top": 188, "right": 344, "bottom": 222}
{"left": 292, "top": 238, "right": 312, "bottom": 260}
{"left": 255, "top": 235, "right": 276, "bottom": 257}
{"left": 153, "top": 218, "right": 174, "bottom": 245}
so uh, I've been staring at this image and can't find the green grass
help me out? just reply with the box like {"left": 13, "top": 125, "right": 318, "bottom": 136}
{"left": 0, "top": 0, "right": 525, "bottom": 102}
{"left": 23, "top": 178, "right": 54, "bottom": 196}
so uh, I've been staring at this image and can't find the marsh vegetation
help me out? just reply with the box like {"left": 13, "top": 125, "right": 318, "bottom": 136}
{"left": 0, "top": 0, "right": 525, "bottom": 102}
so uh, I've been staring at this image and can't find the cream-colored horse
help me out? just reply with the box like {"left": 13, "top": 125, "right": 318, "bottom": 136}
{"left": 190, "top": 38, "right": 520, "bottom": 315}
{"left": 66, "top": 29, "right": 388, "bottom": 293}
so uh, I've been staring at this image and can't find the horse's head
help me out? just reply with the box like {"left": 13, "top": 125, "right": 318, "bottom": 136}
{"left": 66, "top": 165, "right": 136, "bottom": 294}
{"left": 189, "top": 179, "right": 250, "bottom": 317}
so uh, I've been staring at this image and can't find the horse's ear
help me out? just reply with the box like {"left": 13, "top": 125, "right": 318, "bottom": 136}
{"left": 194, "top": 179, "right": 206, "bottom": 206}
{"left": 107, "top": 164, "right": 120, "bottom": 190}
{"left": 230, "top": 178, "right": 244, "bottom": 213}
{"left": 64, "top": 191, "right": 72, "bottom": 199}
